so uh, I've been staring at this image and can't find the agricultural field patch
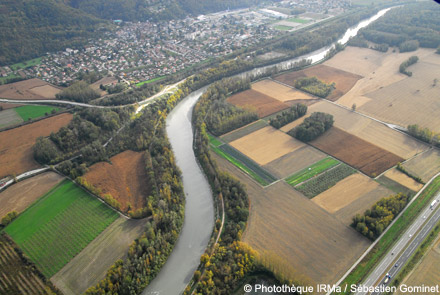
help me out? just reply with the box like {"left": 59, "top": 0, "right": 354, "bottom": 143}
{"left": 84, "top": 150, "right": 151, "bottom": 213}
{"left": 394, "top": 234, "right": 440, "bottom": 295}
{"left": 285, "top": 157, "right": 339, "bottom": 186}
{"left": 295, "top": 163, "right": 356, "bottom": 198}
{"left": 273, "top": 64, "right": 362, "bottom": 101}
{"left": 286, "top": 17, "right": 309, "bottom": 23}
{"left": 0, "top": 113, "right": 73, "bottom": 178}
{"left": 303, "top": 100, "right": 428, "bottom": 159}
{"left": 0, "top": 78, "right": 60, "bottom": 100}
{"left": 360, "top": 60, "right": 440, "bottom": 133}
{"left": 0, "top": 233, "right": 58, "bottom": 295}
{"left": 14, "top": 105, "right": 60, "bottom": 121}
{"left": 263, "top": 145, "right": 326, "bottom": 179}
{"left": 310, "top": 127, "right": 403, "bottom": 177}
{"left": 51, "top": 217, "right": 146, "bottom": 295}
{"left": 312, "top": 173, "right": 381, "bottom": 214}
{"left": 383, "top": 168, "right": 423, "bottom": 192}
{"left": 376, "top": 175, "right": 416, "bottom": 197}
{"left": 0, "top": 172, "right": 63, "bottom": 218}
{"left": 211, "top": 144, "right": 277, "bottom": 186}
{"left": 0, "top": 109, "right": 23, "bottom": 129}
{"left": 5, "top": 180, "right": 119, "bottom": 278}
{"left": 251, "top": 79, "right": 315, "bottom": 102}
{"left": 299, "top": 12, "right": 328, "bottom": 20}
{"left": 220, "top": 119, "right": 268, "bottom": 143}
{"left": 0, "top": 102, "right": 23, "bottom": 110}
{"left": 403, "top": 149, "right": 440, "bottom": 183}
{"left": 226, "top": 89, "right": 290, "bottom": 118}
{"left": 229, "top": 126, "right": 305, "bottom": 165}
{"left": 211, "top": 151, "right": 370, "bottom": 285}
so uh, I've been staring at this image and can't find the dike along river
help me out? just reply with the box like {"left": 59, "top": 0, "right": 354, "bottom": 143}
{"left": 143, "top": 6, "right": 394, "bottom": 295}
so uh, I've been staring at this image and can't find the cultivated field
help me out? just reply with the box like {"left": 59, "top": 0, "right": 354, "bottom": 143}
{"left": 383, "top": 168, "right": 423, "bottom": 192}
{"left": 403, "top": 149, "right": 440, "bottom": 183}
{"left": 0, "top": 172, "right": 63, "bottom": 218}
{"left": 220, "top": 119, "right": 268, "bottom": 143}
{"left": 312, "top": 173, "right": 382, "bottom": 214}
{"left": 229, "top": 126, "right": 305, "bottom": 165}
{"left": 395, "top": 234, "right": 440, "bottom": 295}
{"left": 295, "top": 164, "right": 356, "bottom": 198}
{"left": 274, "top": 64, "right": 362, "bottom": 101}
{"left": 51, "top": 217, "right": 146, "bottom": 295}
{"left": 0, "top": 102, "right": 23, "bottom": 110}
{"left": 301, "top": 100, "right": 428, "bottom": 159}
{"left": 310, "top": 127, "right": 403, "bottom": 177}
{"left": 252, "top": 79, "right": 315, "bottom": 102}
{"left": 0, "top": 233, "right": 56, "bottom": 295}
{"left": 263, "top": 145, "right": 326, "bottom": 179}
{"left": 84, "top": 150, "right": 150, "bottom": 212}
{"left": 360, "top": 60, "right": 440, "bottom": 133}
{"left": 5, "top": 180, "right": 119, "bottom": 278}
{"left": 211, "top": 152, "right": 371, "bottom": 285}
{"left": 0, "top": 113, "right": 73, "bottom": 178}
{"left": 14, "top": 105, "right": 60, "bottom": 121}
{"left": 0, "top": 109, "right": 22, "bottom": 129}
{"left": 285, "top": 157, "right": 340, "bottom": 187}
{"left": 0, "top": 78, "right": 60, "bottom": 100}
{"left": 226, "top": 89, "right": 290, "bottom": 118}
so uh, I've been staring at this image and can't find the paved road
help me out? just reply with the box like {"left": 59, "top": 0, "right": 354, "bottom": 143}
{"left": 0, "top": 167, "right": 50, "bottom": 192}
{"left": 355, "top": 194, "right": 440, "bottom": 295}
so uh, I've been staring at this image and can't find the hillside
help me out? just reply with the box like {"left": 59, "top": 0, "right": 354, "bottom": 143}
{"left": 0, "top": 0, "right": 108, "bottom": 65}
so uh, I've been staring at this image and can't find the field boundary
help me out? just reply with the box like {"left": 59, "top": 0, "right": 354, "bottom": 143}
{"left": 0, "top": 109, "right": 70, "bottom": 133}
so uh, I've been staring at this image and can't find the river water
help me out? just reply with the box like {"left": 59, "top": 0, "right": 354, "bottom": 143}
{"left": 143, "top": 6, "right": 394, "bottom": 295}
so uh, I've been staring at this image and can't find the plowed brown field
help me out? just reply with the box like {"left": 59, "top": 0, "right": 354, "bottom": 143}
{"left": 0, "top": 78, "right": 60, "bottom": 100}
{"left": 84, "top": 150, "right": 150, "bottom": 212}
{"left": 0, "top": 113, "right": 73, "bottom": 178}
{"left": 310, "top": 127, "right": 403, "bottom": 177}
{"left": 0, "top": 172, "right": 63, "bottom": 218}
{"left": 274, "top": 64, "right": 362, "bottom": 101}
{"left": 226, "top": 89, "right": 290, "bottom": 118}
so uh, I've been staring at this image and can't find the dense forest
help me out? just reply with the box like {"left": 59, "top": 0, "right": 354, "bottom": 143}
{"left": 0, "top": 0, "right": 108, "bottom": 65}
{"left": 269, "top": 104, "right": 307, "bottom": 129}
{"left": 354, "top": 2, "right": 440, "bottom": 52}
{"left": 288, "top": 112, "right": 334, "bottom": 142}
{"left": 352, "top": 193, "right": 409, "bottom": 240}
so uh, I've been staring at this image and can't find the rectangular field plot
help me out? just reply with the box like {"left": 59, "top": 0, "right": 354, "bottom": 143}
{"left": 383, "top": 168, "right": 423, "bottom": 192}
{"left": 5, "top": 180, "right": 119, "bottom": 278}
{"left": 296, "top": 164, "right": 356, "bottom": 198}
{"left": 251, "top": 79, "right": 315, "bottom": 102}
{"left": 220, "top": 119, "right": 268, "bottom": 143}
{"left": 226, "top": 89, "right": 290, "bottom": 118}
{"left": 310, "top": 127, "right": 403, "bottom": 177}
{"left": 14, "top": 105, "right": 60, "bottom": 121}
{"left": 211, "top": 144, "right": 277, "bottom": 186}
{"left": 285, "top": 157, "right": 339, "bottom": 186}
{"left": 230, "top": 126, "right": 305, "bottom": 166}
{"left": 0, "top": 109, "right": 23, "bottom": 129}
{"left": 403, "top": 149, "right": 440, "bottom": 183}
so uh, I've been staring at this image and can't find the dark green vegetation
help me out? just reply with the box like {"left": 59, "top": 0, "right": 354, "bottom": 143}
{"left": 288, "top": 112, "right": 334, "bottom": 142}
{"left": 399, "top": 56, "right": 419, "bottom": 77}
{"left": 1, "top": 211, "right": 18, "bottom": 227}
{"left": 5, "top": 180, "right": 119, "bottom": 277}
{"left": 14, "top": 105, "right": 59, "bottom": 121}
{"left": 352, "top": 193, "right": 409, "bottom": 240}
{"left": 285, "top": 157, "right": 339, "bottom": 187}
{"left": 296, "top": 164, "right": 356, "bottom": 198}
{"left": 356, "top": 2, "right": 440, "bottom": 51}
{"left": 269, "top": 104, "right": 307, "bottom": 129}
{"left": 396, "top": 162, "right": 424, "bottom": 184}
{"left": 0, "top": 0, "right": 107, "bottom": 65}
{"left": 407, "top": 124, "right": 440, "bottom": 147}
{"left": 294, "top": 76, "right": 335, "bottom": 98}
{"left": 212, "top": 144, "right": 277, "bottom": 186}
{"left": 56, "top": 81, "right": 100, "bottom": 103}
{"left": 339, "top": 176, "right": 440, "bottom": 294}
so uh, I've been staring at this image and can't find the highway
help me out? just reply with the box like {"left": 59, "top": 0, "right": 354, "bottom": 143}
{"left": 355, "top": 194, "right": 440, "bottom": 295}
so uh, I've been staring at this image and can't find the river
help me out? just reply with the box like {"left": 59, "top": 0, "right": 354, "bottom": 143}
{"left": 142, "top": 6, "right": 394, "bottom": 295}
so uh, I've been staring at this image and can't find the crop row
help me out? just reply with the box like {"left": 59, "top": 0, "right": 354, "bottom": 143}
{"left": 285, "top": 157, "right": 340, "bottom": 186}
{"left": 296, "top": 164, "right": 356, "bottom": 198}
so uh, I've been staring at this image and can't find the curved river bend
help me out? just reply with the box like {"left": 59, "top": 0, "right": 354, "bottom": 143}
{"left": 143, "top": 6, "right": 393, "bottom": 295}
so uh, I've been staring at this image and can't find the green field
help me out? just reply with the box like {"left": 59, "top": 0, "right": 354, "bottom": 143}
{"left": 208, "top": 133, "right": 224, "bottom": 147}
{"left": 212, "top": 144, "right": 277, "bottom": 186}
{"left": 337, "top": 176, "right": 440, "bottom": 294}
{"left": 274, "top": 25, "right": 292, "bottom": 31}
{"left": 286, "top": 17, "right": 309, "bottom": 24}
{"left": 136, "top": 76, "right": 166, "bottom": 87}
{"left": 285, "top": 157, "right": 340, "bottom": 186}
{"left": 296, "top": 164, "right": 356, "bottom": 198}
{"left": 14, "top": 105, "right": 60, "bottom": 121}
{"left": 5, "top": 180, "right": 119, "bottom": 278}
{"left": 9, "top": 57, "right": 42, "bottom": 71}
